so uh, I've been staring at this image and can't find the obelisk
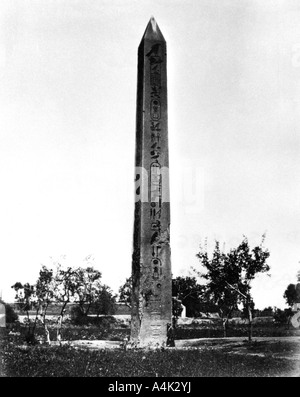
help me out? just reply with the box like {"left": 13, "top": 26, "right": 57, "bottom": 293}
{"left": 131, "top": 17, "right": 172, "bottom": 347}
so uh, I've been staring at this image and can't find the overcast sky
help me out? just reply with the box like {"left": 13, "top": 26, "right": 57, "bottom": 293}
{"left": 0, "top": 0, "right": 300, "bottom": 309}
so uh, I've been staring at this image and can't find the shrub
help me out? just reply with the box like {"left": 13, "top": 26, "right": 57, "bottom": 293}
{"left": 70, "top": 306, "right": 118, "bottom": 329}
{"left": 273, "top": 308, "right": 292, "bottom": 326}
{"left": 5, "top": 303, "right": 19, "bottom": 324}
{"left": 70, "top": 306, "right": 89, "bottom": 325}
{"left": 24, "top": 332, "right": 39, "bottom": 345}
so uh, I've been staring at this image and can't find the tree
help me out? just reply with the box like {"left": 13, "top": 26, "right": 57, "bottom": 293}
{"left": 51, "top": 264, "right": 80, "bottom": 343}
{"left": 0, "top": 299, "right": 18, "bottom": 324}
{"left": 35, "top": 266, "right": 54, "bottom": 344}
{"left": 118, "top": 277, "right": 132, "bottom": 308}
{"left": 4, "top": 303, "right": 18, "bottom": 323}
{"left": 273, "top": 307, "right": 293, "bottom": 329}
{"left": 12, "top": 269, "right": 55, "bottom": 344}
{"left": 11, "top": 282, "right": 39, "bottom": 343}
{"left": 196, "top": 236, "right": 270, "bottom": 341}
{"left": 196, "top": 241, "right": 239, "bottom": 337}
{"left": 260, "top": 306, "right": 274, "bottom": 317}
{"left": 172, "top": 297, "right": 183, "bottom": 321}
{"left": 73, "top": 266, "right": 102, "bottom": 316}
{"left": 93, "top": 285, "right": 117, "bottom": 316}
{"left": 12, "top": 256, "right": 116, "bottom": 343}
{"left": 172, "top": 276, "right": 206, "bottom": 317}
{"left": 283, "top": 283, "right": 300, "bottom": 307}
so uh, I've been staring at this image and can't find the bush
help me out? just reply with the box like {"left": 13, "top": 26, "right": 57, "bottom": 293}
{"left": 24, "top": 332, "right": 39, "bottom": 345}
{"left": 70, "top": 306, "right": 118, "bottom": 328}
{"left": 5, "top": 303, "right": 18, "bottom": 324}
{"left": 70, "top": 306, "right": 89, "bottom": 325}
{"left": 273, "top": 308, "right": 292, "bottom": 326}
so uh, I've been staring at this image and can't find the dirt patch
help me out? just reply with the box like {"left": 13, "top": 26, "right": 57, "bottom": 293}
{"left": 64, "top": 336, "right": 300, "bottom": 364}
{"left": 176, "top": 337, "right": 300, "bottom": 363}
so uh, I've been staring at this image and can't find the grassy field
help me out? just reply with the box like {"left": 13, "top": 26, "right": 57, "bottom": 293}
{"left": 2, "top": 340, "right": 299, "bottom": 377}
{"left": 1, "top": 318, "right": 300, "bottom": 377}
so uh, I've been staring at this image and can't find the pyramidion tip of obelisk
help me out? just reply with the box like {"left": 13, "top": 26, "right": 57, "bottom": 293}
{"left": 141, "top": 16, "right": 165, "bottom": 42}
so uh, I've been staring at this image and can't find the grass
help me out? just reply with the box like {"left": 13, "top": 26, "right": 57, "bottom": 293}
{"left": 2, "top": 343, "right": 298, "bottom": 377}
{"left": 1, "top": 319, "right": 299, "bottom": 377}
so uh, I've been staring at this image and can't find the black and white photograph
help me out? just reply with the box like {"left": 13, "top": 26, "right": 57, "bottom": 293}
{"left": 0, "top": 0, "right": 299, "bottom": 379}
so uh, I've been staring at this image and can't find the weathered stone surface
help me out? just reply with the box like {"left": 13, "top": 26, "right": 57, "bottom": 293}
{"left": 0, "top": 303, "right": 6, "bottom": 328}
{"left": 131, "top": 17, "right": 172, "bottom": 347}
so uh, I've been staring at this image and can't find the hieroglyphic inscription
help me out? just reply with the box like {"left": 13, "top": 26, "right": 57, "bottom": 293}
{"left": 151, "top": 100, "right": 161, "bottom": 121}
{"left": 150, "top": 311, "right": 161, "bottom": 321}
{"left": 146, "top": 42, "right": 166, "bottom": 328}
{"left": 151, "top": 324, "right": 162, "bottom": 337}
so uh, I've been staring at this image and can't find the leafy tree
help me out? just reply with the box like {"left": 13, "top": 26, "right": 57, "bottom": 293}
{"left": 283, "top": 283, "right": 300, "bottom": 307}
{"left": 73, "top": 265, "right": 102, "bottom": 316}
{"left": 196, "top": 241, "right": 239, "bottom": 336}
{"left": 273, "top": 307, "right": 293, "bottom": 329}
{"left": 12, "top": 270, "right": 55, "bottom": 344}
{"left": 70, "top": 305, "right": 86, "bottom": 325}
{"left": 93, "top": 285, "right": 117, "bottom": 316}
{"left": 51, "top": 264, "right": 80, "bottom": 342}
{"left": 11, "top": 282, "right": 39, "bottom": 344}
{"left": 260, "top": 306, "right": 274, "bottom": 317}
{"left": 0, "top": 299, "right": 18, "bottom": 324}
{"left": 12, "top": 272, "right": 54, "bottom": 343}
{"left": 71, "top": 256, "right": 116, "bottom": 318}
{"left": 4, "top": 303, "right": 18, "bottom": 323}
{"left": 118, "top": 277, "right": 132, "bottom": 308}
{"left": 11, "top": 256, "right": 116, "bottom": 343}
{"left": 196, "top": 236, "right": 270, "bottom": 340}
{"left": 35, "top": 266, "right": 54, "bottom": 343}
{"left": 71, "top": 284, "right": 117, "bottom": 325}
{"left": 172, "top": 297, "right": 183, "bottom": 321}
{"left": 172, "top": 276, "right": 207, "bottom": 317}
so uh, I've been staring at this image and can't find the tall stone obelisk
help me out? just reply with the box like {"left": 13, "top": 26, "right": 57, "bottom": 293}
{"left": 131, "top": 17, "right": 172, "bottom": 347}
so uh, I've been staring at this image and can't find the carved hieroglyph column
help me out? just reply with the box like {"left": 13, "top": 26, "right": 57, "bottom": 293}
{"left": 131, "top": 17, "right": 172, "bottom": 347}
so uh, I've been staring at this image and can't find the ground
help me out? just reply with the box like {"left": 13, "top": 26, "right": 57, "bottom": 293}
{"left": 0, "top": 329, "right": 6, "bottom": 377}
{"left": 0, "top": 316, "right": 299, "bottom": 377}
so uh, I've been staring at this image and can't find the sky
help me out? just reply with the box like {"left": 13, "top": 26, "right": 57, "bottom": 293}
{"left": 0, "top": 0, "right": 300, "bottom": 309}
